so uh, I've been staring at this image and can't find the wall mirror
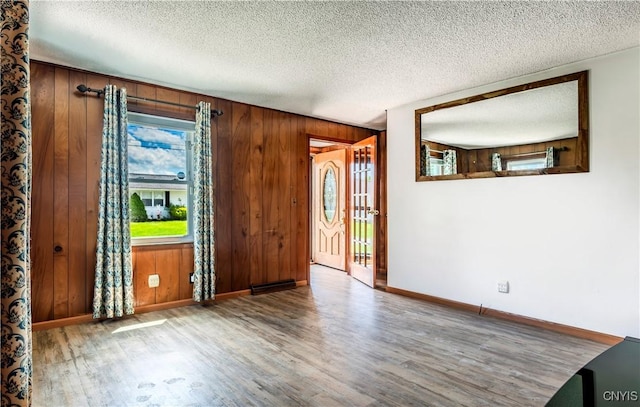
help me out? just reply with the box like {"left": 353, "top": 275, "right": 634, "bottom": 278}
{"left": 415, "top": 71, "right": 589, "bottom": 181}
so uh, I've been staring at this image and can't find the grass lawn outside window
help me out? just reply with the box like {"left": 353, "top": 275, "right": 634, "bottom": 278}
{"left": 130, "top": 220, "right": 187, "bottom": 238}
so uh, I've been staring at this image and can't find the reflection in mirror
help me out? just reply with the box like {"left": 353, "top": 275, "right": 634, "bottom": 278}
{"left": 415, "top": 71, "right": 589, "bottom": 181}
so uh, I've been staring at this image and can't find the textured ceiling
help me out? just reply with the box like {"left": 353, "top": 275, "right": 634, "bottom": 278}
{"left": 30, "top": 1, "right": 640, "bottom": 130}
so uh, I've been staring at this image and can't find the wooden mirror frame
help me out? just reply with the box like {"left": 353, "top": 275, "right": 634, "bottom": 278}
{"left": 415, "top": 71, "right": 589, "bottom": 181}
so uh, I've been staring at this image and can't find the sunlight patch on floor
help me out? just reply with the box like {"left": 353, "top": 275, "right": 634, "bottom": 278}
{"left": 112, "top": 319, "right": 167, "bottom": 334}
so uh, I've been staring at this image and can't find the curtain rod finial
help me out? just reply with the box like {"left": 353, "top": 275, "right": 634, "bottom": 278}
{"left": 76, "top": 84, "right": 104, "bottom": 97}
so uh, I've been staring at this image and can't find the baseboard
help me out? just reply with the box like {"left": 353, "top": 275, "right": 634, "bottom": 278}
{"left": 214, "top": 289, "right": 252, "bottom": 301}
{"left": 135, "top": 298, "right": 199, "bottom": 313}
{"left": 386, "top": 286, "right": 623, "bottom": 346}
{"left": 33, "top": 314, "right": 96, "bottom": 331}
{"left": 34, "top": 282, "right": 306, "bottom": 331}
{"left": 32, "top": 300, "right": 201, "bottom": 331}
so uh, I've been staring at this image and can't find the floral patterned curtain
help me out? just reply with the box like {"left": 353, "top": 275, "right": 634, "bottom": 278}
{"left": 1, "top": 1, "right": 33, "bottom": 405}
{"left": 491, "top": 152, "right": 502, "bottom": 171}
{"left": 443, "top": 149, "right": 457, "bottom": 175}
{"left": 192, "top": 102, "right": 215, "bottom": 302}
{"left": 420, "top": 144, "right": 431, "bottom": 176}
{"left": 92, "top": 85, "right": 134, "bottom": 318}
{"left": 546, "top": 146, "right": 556, "bottom": 168}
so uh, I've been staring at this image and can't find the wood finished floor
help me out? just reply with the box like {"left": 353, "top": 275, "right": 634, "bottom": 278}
{"left": 33, "top": 265, "right": 609, "bottom": 407}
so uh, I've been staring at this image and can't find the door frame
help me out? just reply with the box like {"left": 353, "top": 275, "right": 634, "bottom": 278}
{"left": 306, "top": 133, "right": 387, "bottom": 286}
{"left": 309, "top": 138, "right": 351, "bottom": 276}
{"left": 311, "top": 148, "right": 348, "bottom": 271}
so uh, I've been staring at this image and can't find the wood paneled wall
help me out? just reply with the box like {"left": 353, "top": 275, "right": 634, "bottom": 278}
{"left": 31, "top": 61, "right": 378, "bottom": 323}
{"left": 422, "top": 138, "right": 577, "bottom": 174}
{"left": 469, "top": 138, "right": 577, "bottom": 172}
{"left": 132, "top": 244, "right": 195, "bottom": 306}
{"left": 377, "top": 131, "right": 387, "bottom": 276}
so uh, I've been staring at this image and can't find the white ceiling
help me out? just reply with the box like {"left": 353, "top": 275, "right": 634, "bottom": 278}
{"left": 30, "top": 1, "right": 640, "bottom": 131}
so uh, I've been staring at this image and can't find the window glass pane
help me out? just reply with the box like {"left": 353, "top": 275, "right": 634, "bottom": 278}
{"left": 506, "top": 157, "right": 547, "bottom": 171}
{"left": 151, "top": 191, "right": 164, "bottom": 207}
{"left": 128, "top": 113, "right": 194, "bottom": 241}
{"left": 430, "top": 158, "right": 444, "bottom": 176}
{"left": 323, "top": 167, "right": 337, "bottom": 223}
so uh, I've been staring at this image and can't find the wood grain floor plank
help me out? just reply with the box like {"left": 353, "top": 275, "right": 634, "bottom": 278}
{"left": 33, "top": 266, "right": 609, "bottom": 406}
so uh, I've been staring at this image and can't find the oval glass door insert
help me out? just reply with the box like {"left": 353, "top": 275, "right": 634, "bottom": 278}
{"left": 323, "top": 167, "right": 337, "bottom": 223}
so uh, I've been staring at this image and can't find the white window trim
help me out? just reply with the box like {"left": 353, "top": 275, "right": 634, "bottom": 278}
{"left": 128, "top": 112, "right": 195, "bottom": 246}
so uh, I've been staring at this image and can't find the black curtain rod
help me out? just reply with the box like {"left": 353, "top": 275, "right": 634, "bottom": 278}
{"left": 500, "top": 146, "right": 568, "bottom": 159}
{"left": 76, "top": 84, "right": 223, "bottom": 116}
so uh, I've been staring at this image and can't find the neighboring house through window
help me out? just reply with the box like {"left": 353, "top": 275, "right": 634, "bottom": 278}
{"left": 128, "top": 112, "right": 194, "bottom": 243}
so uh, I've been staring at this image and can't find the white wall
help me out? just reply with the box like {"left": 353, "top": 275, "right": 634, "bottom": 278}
{"left": 387, "top": 48, "right": 639, "bottom": 338}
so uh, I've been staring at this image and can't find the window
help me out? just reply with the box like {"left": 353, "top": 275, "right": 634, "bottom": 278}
{"left": 128, "top": 112, "right": 194, "bottom": 244}
{"left": 139, "top": 190, "right": 153, "bottom": 207}
{"left": 429, "top": 158, "right": 444, "bottom": 176}
{"left": 506, "top": 157, "right": 547, "bottom": 171}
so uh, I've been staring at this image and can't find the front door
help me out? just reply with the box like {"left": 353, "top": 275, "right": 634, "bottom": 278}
{"left": 312, "top": 149, "right": 347, "bottom": 270}
{"left": 349, "top": 136, "right": 377, "bottom": 287}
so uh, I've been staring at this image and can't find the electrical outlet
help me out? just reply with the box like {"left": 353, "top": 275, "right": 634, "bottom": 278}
{"left": 189, "top": 272, "right": 194, "bottom": 284}
{"left": 148, "top": 274, "right": 160, "bottom": 288}
{"left": 497, "top": 281, "right": 509, "bottom": 293}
